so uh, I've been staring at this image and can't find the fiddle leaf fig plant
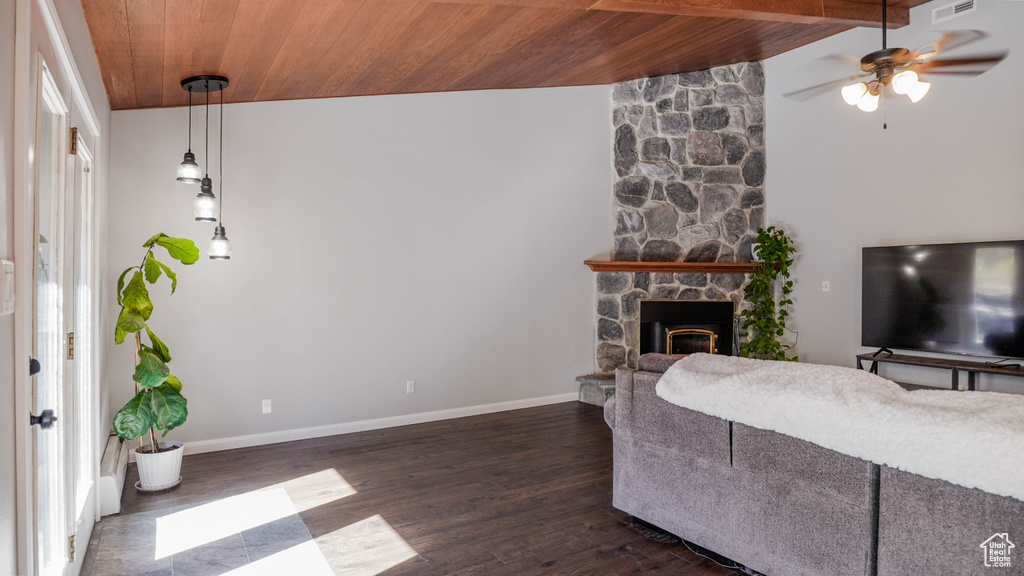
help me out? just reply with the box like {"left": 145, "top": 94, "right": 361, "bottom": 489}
{"left": 739, "top": 226, "right": 798, "bottom": 361}
{"left": 113, "top": 234, "right": 199, "bottom": 452}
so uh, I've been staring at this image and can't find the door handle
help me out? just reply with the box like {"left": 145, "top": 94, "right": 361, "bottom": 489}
{"left": 29, "top": 357, "right": 41, "bottom": 376}
{"left": 30, "top": 410, "right": 57, "bottom": 430}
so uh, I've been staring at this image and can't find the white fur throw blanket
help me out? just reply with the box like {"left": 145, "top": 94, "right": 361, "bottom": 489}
{"left": 656, "top": 353, "right": 1024, "bottom": 502}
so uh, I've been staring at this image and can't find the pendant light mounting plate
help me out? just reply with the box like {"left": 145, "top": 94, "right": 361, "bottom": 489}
{"left": 180, "top": 75, "right": 229, "bottom": 93}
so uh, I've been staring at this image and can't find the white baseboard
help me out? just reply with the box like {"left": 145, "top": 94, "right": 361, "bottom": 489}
{"left": 176, "top": 393, "right": 579, "bottom": 457}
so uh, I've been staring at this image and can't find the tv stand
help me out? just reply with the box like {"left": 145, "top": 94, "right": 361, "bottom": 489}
{"left": 856, "top": 352, "right": 1024, "bottom": 391}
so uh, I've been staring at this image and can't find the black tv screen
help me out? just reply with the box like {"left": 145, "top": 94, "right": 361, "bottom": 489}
{"left": 862, "top": 240, "right": 1024, "bottom": 359}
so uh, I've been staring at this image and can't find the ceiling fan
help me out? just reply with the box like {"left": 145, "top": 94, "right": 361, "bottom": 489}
{"left": 784, "top": 0, "right": 1007, "bottom": 112}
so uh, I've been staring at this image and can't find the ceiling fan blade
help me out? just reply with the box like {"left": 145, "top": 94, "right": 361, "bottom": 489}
{"left": 783, "top": 73, "right": 873, "bottom": 101}
{"left": 916, "top": 69, "right": 991, "bottom": 76}
{"left": 912, "top": 52, "right": 1008, "bottom": 75}
{"left": 911, "top": 30, "right": 989, "bottom": 60}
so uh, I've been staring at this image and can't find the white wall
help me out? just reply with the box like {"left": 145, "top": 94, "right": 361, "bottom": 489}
{"left": 0, "top": 2, "right": 19, "bottom": 570}
{"left": 765, "top": 0, "right": 1024, "bottom": 389}
{"left": 109, "top": 86, "right": 612, "bottom": 445}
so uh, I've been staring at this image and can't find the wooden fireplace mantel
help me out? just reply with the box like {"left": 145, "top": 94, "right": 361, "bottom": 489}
{"left": 584, "top": 260, "right": 761, "bottom": 274}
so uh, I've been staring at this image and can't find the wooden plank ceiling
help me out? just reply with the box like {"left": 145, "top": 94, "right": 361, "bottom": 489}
{"left": 81, "top": 0, "right": 930, "bottom": 110}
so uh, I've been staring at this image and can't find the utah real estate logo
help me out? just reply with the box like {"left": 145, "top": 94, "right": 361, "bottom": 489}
{"left": 981, "top": 533, "right": 1014, "bottom": 569}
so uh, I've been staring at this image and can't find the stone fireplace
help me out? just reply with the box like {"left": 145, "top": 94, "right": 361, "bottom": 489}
{"left": 595, "top": 62, "right": 764, "bottom": 372}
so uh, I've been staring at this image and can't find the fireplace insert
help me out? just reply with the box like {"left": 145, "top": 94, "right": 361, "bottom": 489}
{"left": 639, "top": 300, "right": 735, "bottom": 357}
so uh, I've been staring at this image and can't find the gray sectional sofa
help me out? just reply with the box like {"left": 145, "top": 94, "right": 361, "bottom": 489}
{"left": 606, "top": 353, "right": 1024, "bottom": 576}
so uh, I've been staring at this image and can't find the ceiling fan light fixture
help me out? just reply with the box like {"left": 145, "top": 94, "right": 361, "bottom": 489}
{"left": 891, "top": 70, "right": 918, "bottom": 94}
{"left": 842, "top": 82, "right": 868, "bottom": 105}
{"left": 856, "top": 91, "right": 880, "bottom": 112}
{"left": 907, "top": 80, "right": 931, "bottom": 103}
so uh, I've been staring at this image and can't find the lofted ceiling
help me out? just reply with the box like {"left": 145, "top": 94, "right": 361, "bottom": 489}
{"left": 81, "top": 0, "right": 931, "bottom": 111}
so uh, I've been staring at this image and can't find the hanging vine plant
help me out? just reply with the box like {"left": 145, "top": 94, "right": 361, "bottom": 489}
{"left": 739, "top": 226, "right": 798, "bottom": 361}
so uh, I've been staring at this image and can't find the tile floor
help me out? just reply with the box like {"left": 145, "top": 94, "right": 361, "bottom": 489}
{"left": 81, "top": 488, "right": 335, "bottom": 576}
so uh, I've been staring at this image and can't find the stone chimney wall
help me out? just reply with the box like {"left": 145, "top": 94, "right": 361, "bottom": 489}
{"left": 597, "top": 62, "right": 766, "bottom": 371}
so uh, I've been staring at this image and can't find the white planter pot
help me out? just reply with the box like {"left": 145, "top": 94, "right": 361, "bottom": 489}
{"left": 135, "top": 441, "right": 183, "bottom": 491}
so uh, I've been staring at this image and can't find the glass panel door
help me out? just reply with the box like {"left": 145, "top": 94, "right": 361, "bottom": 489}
{"left": 66, "top": 134, "right": 96, "bottom": 576}
{"left": 34, "top": 60, "right": 69, "bottom": 576}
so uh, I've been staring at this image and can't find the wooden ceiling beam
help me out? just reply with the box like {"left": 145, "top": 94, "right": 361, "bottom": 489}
{"left": 366, "top": 0, "right": 908, "bottom": 27}
{"left": 585, "top": 0, "right": 908, "bottom": 28}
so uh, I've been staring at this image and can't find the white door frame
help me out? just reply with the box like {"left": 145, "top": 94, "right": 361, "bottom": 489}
{"left": 13, "top": 0, "right": 103, "bottom": 573}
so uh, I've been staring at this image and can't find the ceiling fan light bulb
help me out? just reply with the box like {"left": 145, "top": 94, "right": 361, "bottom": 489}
{"left": 907, "top": 80, "right": 930, "bottom": 103}
{"left": 841, "top": 83, "right": 868, "bottom": 105}
{"left": 856, "top": 91, "right": 879, "bottom": 112}
{"left": 892, "top": 70, "right": 918, "bottom": 95}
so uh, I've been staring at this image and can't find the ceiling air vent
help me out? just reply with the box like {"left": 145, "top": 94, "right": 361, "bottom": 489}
{"left": 932, "top": 0, "right": 977, "bottom": 23}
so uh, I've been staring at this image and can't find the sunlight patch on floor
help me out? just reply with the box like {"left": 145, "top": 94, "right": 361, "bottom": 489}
{"left": 221, "top": 540, "right": 335, "bottom": 576}
{"left": 151, "top": 468, "right": 416, "bottom": 575}
{"left": 273, "top": 468, "right": 357, "bottom": 512}
{"left": 155, "top": 487, "right": 298, "bottom": 559}
{"left": 154, "top": 469, "right": 355, "bottom": 560}
{"left": 316, "top": 514, "right": 419, "bottom": 575}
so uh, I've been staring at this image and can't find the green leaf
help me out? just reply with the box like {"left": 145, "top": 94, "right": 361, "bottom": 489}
{"left": 116, "top": 307, "right": 145, "bottom": 340}
{"left": 116, "top": 266, "right": 134, "bottom": 306}
{"left": 122, "top": 271, "right": 153, "bottom": 321}
{"left": 133, "top": 348, "right": 170, "bottom": 389}
{"left": 144, "top": 325, "right": 172, "bottom": 362}
{"left": 164, "top": 374, "right": 183, "bottom": 393}
{"left": 149, "top": 383, "right": 188, "bottom": 432}
{"left": 144, "top": 252, "right": 162, "bottom": 284}
{"left": 112, "top": 391, "right": 155, "bottom": 440}
{"left": 154, "top": 235, "right": 200, "bottom": 265}
{"left": 143, "top": 233, "right": 165, "bottom": 248}
{"left": 154, "top": 258, "right": 178, "bottom": 293}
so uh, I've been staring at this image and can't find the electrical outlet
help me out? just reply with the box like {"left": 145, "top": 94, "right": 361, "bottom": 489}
{"left": 262, "top": 399, "right": 272, "bottom": 414}
{"left": 406, "top": 380, "right": 415, "bottom": 394}
{"left": 822, "top": 280, "right": 830, "bottom": 293}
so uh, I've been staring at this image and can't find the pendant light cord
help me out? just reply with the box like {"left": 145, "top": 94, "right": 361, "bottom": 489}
{"left": 187, "top": 87, "right": 193, "bottom": 151}
{"left": 204, "top": 81, "right": 210, "bottom": 177}
{"left": 218, "top": 89, "right": 224, "bottom": 225}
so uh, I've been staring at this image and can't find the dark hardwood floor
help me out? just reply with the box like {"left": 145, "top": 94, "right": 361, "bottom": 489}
{"left": 93, "top": 402, "right": 740, "bottom": 575}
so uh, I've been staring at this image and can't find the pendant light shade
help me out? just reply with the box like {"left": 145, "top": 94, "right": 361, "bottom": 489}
{"left": 177, "top": 151, "right": 201, "bottom": 183}
{"left": 194, "top": 177, "right": 217, "bottom": 221}
{"left": 208, "top": 226, "right": 232, "bottom": 259}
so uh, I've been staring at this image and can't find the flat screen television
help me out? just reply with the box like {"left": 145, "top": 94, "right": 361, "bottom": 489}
{"left": 862, "top": 240, "right": 1024, "bottom": 359}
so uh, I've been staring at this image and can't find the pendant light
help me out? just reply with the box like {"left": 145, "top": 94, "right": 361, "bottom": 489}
{"left": 180, "top": 76, "right": 228, "bottom": 221}
{"left": 176, "top": 86, "right": 201, "bottom": 184}
{"left": 208, "top": 87, "right": 233, "bottom": 260}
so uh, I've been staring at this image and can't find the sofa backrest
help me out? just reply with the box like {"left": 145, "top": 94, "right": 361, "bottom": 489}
{"left": 637, "top": 353, "right": 683, "bottom": 374}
